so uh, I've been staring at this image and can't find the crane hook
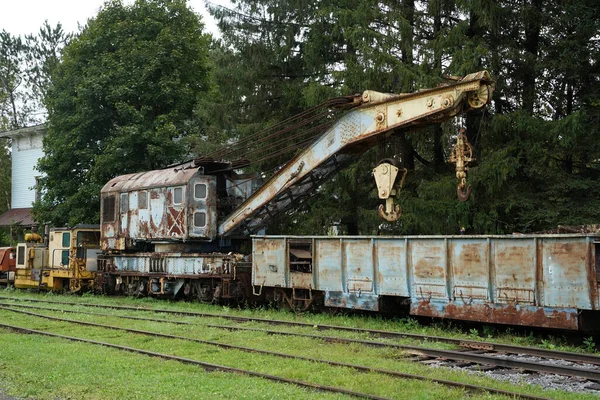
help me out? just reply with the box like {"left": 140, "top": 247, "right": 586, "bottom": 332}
{"left": 373, "top": 159, "right": 406, "bottom": 222}
{"left": 450, "top": 129, "right": 474, "bottom": 202}
{"left": 457, "top": 184, "right": 472, "bottom": 202}
{"left": 378, "top": 203, "right": 402, "bottom": 222}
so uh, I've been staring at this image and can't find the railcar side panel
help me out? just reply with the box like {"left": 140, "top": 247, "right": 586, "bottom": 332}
{"left": 540, "top": 237, "right": 592, "bottom": 309}
{"left": 252, "top": 238, "right": 286, "bottom": 288}
{"left": 410, "top": 239, "right": 448, "bottom": 300}
{"left": 376, "top": 238, "right": 408, "bottom": 297}
{"left": 450, "top": 239, "right": 490, "bottom": 302}
{"left": 315, "top": 239, "right": 343, "bottom": 292}
{"left": 494, "top": 239, "right": 536, "bottom": 305}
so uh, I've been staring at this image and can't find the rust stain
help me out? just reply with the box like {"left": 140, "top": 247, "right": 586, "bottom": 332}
{"left": 412, "top": 300, "right": 579, "bottom": 330}
{"left": 586, "top": 242, "right": 598, "bottom": 310}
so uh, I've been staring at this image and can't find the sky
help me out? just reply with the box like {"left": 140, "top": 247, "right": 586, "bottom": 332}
{"left": 0, "top": 0, "right": 230, "bottom": 37}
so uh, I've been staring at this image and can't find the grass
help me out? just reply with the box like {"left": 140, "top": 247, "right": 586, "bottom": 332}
{"left": 0, "top": 289, "right": 597, "bottom": 399}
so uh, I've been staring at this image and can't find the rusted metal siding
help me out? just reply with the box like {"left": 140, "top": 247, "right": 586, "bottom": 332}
{"left": 376, "top": 239, "right": 409, "bottom": 296}
{"left": 411, "top": 239, "right": 447, "bottom": 300}
{"left": 541, "top": 237, "right": 591, "bottom": 309}
{"left": 0, "top": 247, "right": 15, "bottom": 272}
{"left": 494, "top": 239, "right": 536, "bottom": 305}
{"left": 252, "top": 238, "right": 286, "bottom": 287}
{"left": 343, "top": 239, "right": 374, "bottom": 293}
{"left": 314, "top": 240, "right": 343, "bottom": 291}
{"left": 252, "top": 235, "right": 599, "bottom": 329}
{"left": 450, "top": 239, "right": 490, "bottom": 302}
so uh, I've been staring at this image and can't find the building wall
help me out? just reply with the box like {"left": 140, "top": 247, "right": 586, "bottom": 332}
{"left": 10, "top": 132, "right": 44, "bottom": 209}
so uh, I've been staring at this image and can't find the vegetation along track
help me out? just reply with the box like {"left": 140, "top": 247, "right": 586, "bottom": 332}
{"left": 0, "top": 302, "right": 552, "bottom": 400}
{"left": 2, "top": 301, "right": 599, "bottom": 382}
{"left": 0, "top": 322, "right": 388, "bottom": 400}
{"left": 3, "top": 298, "right": 600, "bottom": 398}
{"left": 1, "top": 295, "right": 598, "bottom": 366}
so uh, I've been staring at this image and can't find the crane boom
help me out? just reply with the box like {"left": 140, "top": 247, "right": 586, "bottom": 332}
{"left": 218, "top": 71, "right": 494, "bottom": 237}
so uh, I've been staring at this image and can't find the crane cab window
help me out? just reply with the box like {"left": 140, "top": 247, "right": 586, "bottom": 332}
{"left": 138, "top": 191, "right": 148, "bottom": 209}
{"left": 194, "top": 212, "right": 206, "bottom": 228}
{"left": 62, "top": 232, "right": 71, "bottom": 248}
{"left": 289, "top": 240, "right": 312, "bottom": 273}
{"left": 102, "top": 196, "right": 116, "bottom": 222}
{"left": 120, "top": 193, "right": 129, "bottom": 213}
{"left": 173, "top": 187, "right": 184, "bottom": 205}
{"left": 77, "top": 231, "right": 100, "bottom": 247}
{"left": 61, "top": 250, "right": 69, "bottom": 266}
{"left": 194, "top": 183, "right": 207, "bottom": 200}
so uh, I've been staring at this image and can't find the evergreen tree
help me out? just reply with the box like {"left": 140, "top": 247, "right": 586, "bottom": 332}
{"left": 0, "top": 31, "right": 30, "bottom": 128}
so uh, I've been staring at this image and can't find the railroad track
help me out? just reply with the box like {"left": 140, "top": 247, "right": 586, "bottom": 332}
{"left": 0, "top": 321, "right": 390, "bottom": 400}
{"left": 2, "top": 296, "right": 600, "bottom": 394}
{"left": 0, "top": 303, "right": 551, "bottom": 400}
{"left": 2, "top": 300, "right": 599, "bottom": 382}
{"left": 1, "top": 295, "right": 598, "bottom": 366}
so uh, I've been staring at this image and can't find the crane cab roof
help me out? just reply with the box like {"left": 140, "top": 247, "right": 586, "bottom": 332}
{"left": 101, "top": 167, "right": 201, "bottom": 194}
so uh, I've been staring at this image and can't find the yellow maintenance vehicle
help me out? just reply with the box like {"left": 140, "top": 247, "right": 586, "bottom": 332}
{"left": 14, "top": 225, "right": 101, "bottom": 292}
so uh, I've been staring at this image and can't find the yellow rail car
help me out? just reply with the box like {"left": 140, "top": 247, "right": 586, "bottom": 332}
{"left": 15, "top": 225, "right": 101, "bottom": 292}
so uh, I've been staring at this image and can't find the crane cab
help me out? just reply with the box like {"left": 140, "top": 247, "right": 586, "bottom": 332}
{"left": 100, "top": 167, "right": 217, "bottom": 251}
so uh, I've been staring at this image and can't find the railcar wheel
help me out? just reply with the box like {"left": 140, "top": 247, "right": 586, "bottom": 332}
{"left": 134, "top": 280, "right": 146, "bottom": 297}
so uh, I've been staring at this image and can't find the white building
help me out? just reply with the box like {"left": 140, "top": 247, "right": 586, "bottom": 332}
{"left": 0, "top": 124, "right": 46, "bottom": 228}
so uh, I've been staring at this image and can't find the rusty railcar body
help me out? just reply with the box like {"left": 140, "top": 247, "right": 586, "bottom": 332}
{"left": 252, "top": 235, "right": 600, "bottom": 331}
{"left": 100, "top": 168, "right": 219, "bottom": 250}
{"left": 0, "top": 247, "right": 16, "bottom": 285}
{"left": 98, "top": 163, "right": 256, "bottom": 299}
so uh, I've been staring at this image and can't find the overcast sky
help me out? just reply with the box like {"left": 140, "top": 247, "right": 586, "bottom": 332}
{"left": 0, "top": 0, "right": 229, "bottom": 37}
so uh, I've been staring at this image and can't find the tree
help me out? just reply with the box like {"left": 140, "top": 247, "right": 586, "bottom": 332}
{"left": 35, "top": 0, "right": 211, "bottom": 226}
{"left": 24, "top": 21, "right": 72, "bottom": 117}
{"left": 0, "top": 22, "right": 69, "bottom": 129}
{"left": 0, "top": 30, "right": 30, "bottom": 129}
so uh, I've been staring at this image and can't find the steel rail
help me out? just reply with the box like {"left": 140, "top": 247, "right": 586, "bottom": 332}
{"left": 0, "top": 302, "right": 195, "bottom": 325}
{"left": 0, "top": 321, "right": 390, "bottom": 400}
{"left": 1, "top": 296, "right": 599, "bottom": 367}
{"left": 208, "top": 324, "right": 600, "bottom": 381}
{"left": 0, "top": 305, "right": 552, "bottom": 400}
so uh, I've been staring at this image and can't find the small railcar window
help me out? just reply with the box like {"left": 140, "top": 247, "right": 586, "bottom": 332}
{"left": 194, "top": 212, "right": 206, "bottom": 228}
{"left": 61, "top": 250, "right": 69, "bottom": 266}
{"left": 289, "top": 240, "right": 313, "bottom": 273}
{"left": 173, "top": 187, "right": 183, "bottom": 205}
{"left": 138, "top": 191, "right": 148, "bottom": 209}
{"left": 102, "top": 196, "right": 116, "bottom": 222}
{"left": 120, "top": 193, "right": 129, "bottom": 213}
{"left": 17, "top": 246, "right": 25, "bottom": 265}
{"left": 77, "top": 231, "right": 100, "bottom": 247}
{"left": 62, "top": 232, "right": 70, "bottom": 248}
{"left": 194, "top": 183, "right": 207, "bottom": 199}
